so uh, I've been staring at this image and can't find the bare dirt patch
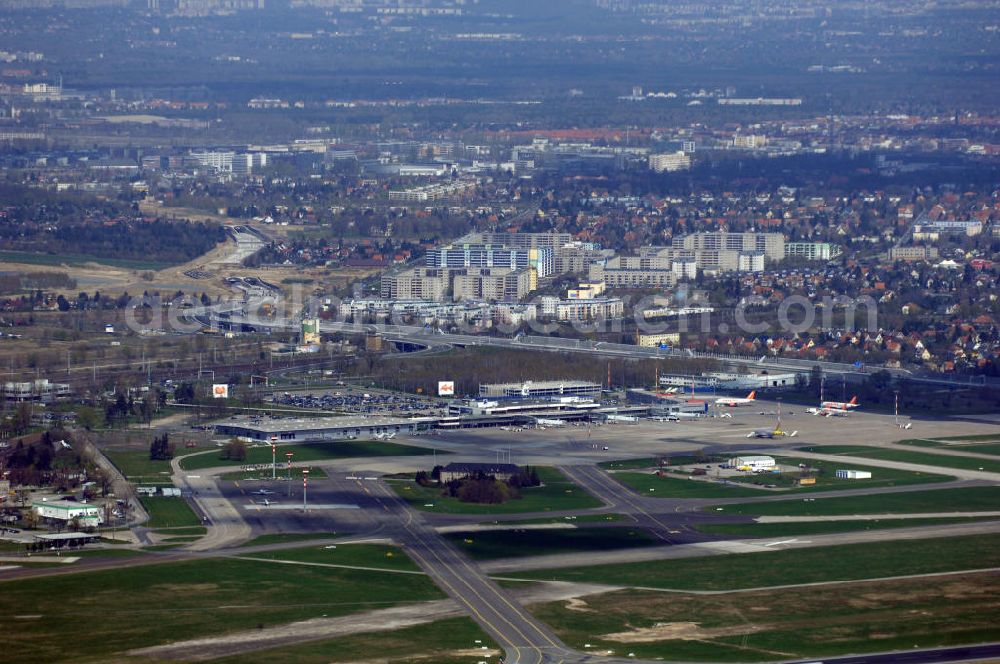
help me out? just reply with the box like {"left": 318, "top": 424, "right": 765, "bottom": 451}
{"left": 602, "top": 621, "right": 760, "bottom": 643}
{"left": 564, "top": 597, "right": 594, "bottom": 612}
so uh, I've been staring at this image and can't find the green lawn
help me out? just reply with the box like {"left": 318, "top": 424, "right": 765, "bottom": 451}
{"left": 528, "top": 572, "right": 1000, "bottom": 662}
{"left": 727, "top": 455, "right": 951, "bottom": 491}
{"left": 896, "top": 439, "right": 1000, "bottom": 456}
{"left": 600, "top": 455, "right": 721, "bottom": 471}
{"left": 239, "top": 543, "right": 423, "bottom": 573}
{"left": 485, "top": 513, "right": 627, "bottom": 526}
{"left": 610, "top": 472, "right": 766, "bottom": 498}
{"left": 390, "top": 467, "right": 602, "bottom": 514}
{"left": 610, "top": 455, "right": 949, "bottom": 498}
{"left": 208, "top": 617, "right": 498, "bottom": 664}
{"left": 696, "top": 516, "right": 998, "bottom": 538}
{"left": 712, "top": 486, "right": 1000, "bottom": 517}
{"left": 958, "top": 443, "right": 1000, "bottom": 456}
{"left": 510, "top": 532, "right": 1000, "bottom": 591}
{"left": 180, "top": 440, "right": 436, "bottom": 471}
{"left": 103, "top": 449, "right": 174, "bottom": 480}
{"left": 0, "top": 548, "right": 445, "bottom": 662}
{"left": 799, "top": 445, "right": 1000, "bottom": 473}
{"left": 896, "top": 438, "right": 952, "bottom": 448}
{"left": 240, "top": 532, "right": 341, "bottom": 547}
{"left": 446, "top": 526, "right": 660, "bottom": 561}
{"left": 139, "top": 496, "right": 202, "bottom": 528}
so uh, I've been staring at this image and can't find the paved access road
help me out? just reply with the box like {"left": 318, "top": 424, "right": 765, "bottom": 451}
{"left": 171, "top": 455, "right": 251, "bottom": 551}
{"left": 785, "top": 642, "right": 1000, "bottom": 664}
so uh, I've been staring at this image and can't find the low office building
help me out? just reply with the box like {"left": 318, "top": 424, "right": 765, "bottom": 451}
{"left": 889, "top": 246, "right": 940, "bottom": 262}
{"left": 566, "top": 281, "right": 606, "bottom": 299}
{"left": 836, "top": 469, "right": 872, "bottom": 479}
{"left": 729, "top": 455, "right": 776, "bottom": 471}
{"left": 636, "top": 332, "right": 681, "bottom": 348}
{"left": 33, "top": 500, "right": 103, "bottom": 528}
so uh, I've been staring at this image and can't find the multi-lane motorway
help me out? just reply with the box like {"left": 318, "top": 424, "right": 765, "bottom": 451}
{"left": 192, "top": 306, "right": 1000, "bottom": 388}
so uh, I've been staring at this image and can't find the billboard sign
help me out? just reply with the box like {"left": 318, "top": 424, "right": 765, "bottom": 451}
{"left": 212, "top": 384, "right": 230, "bottom": 399}
{"left": 437, "top": 381, "right": 455, "bottom": 397}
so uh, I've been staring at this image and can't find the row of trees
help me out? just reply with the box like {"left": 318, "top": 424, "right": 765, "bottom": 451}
{"left": 103, "top": 391, "right": 165, "bottom": 429}
{"left": 149, "top": 433, "right": 175, "bottom": 461}
{"left": 2, "top": 431, "right": 87, "bottom": 490}
{"left": 218, "top": 439, "right": 248, "bottom": 462}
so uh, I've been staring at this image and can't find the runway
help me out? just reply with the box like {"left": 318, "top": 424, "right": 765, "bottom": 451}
{"left": 89, "top": 403, "right": 1000, "bottom": 663}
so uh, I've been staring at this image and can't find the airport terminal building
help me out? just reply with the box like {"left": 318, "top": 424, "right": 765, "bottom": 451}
{"left": 213, "top": 415, "right": 428, "bottom": 442}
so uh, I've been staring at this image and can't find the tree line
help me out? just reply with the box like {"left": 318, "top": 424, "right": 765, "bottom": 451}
{"left": 0, "top": 219, "right": 226, "bottom": 265}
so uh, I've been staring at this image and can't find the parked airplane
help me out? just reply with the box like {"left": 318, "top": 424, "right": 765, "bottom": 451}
{"left": 656, "top": 412, "right": 703, "bottom": 421}
{"left": 806, "top": 406, "right": 849, "bottom": 417}
{"left": 252, "top": 489, "right": 275, "bottom": 495}
{"left": 715, "top": 391, "right": 756, "bottom": 407}
{"left": 747, "top": 428, "right": 798, "bottom": 438}
{"left": 821, "top": 395, "right": 859, "bottom": 411}
{"left": 605, "top": 414, "right": 640, "bottom": 424}
{"left": 374, "top": 432, "right": 397, "bottom": 441}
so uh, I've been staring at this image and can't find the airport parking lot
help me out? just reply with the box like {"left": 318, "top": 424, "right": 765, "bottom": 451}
{"left": 269, "top": 389, "right": 446, "bottom": 416}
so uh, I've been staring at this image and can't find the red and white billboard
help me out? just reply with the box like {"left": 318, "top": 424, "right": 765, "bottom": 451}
{"left": 437, "top": 381, "right": 455, "bottom": 397}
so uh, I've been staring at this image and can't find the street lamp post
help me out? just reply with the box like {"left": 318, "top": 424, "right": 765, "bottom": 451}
{"left": 302, "top": 469, "right": 309, "bottom": 513}
{"left": 270, "top": 440, "right": 277, "bottom": 480}
{"left": 286, "top": 452, "right": 294, "bottom": 496}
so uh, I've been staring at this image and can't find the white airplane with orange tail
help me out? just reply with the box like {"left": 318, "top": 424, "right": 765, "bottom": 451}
{"left": 715, "top": 391, "right": 757, "bottom": 407}
{"left": 820, "top": 395, "right": 859, "bottom": 411}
